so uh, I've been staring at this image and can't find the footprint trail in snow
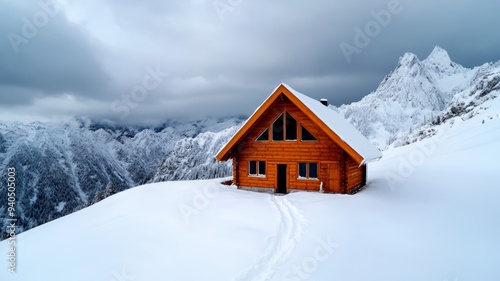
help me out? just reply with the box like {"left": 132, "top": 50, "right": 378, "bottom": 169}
{"left": 232, "top": 195, "right": 306, "bottom": 281}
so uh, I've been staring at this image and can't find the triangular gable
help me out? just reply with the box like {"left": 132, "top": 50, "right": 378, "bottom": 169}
{"left": 216, "top": 84, "right": 382, "bottom": 164}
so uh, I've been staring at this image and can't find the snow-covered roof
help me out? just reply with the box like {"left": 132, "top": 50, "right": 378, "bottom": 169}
{"left": 216, "top": 83, "right": 382, "bottom": 163}
{"left": 281, "top": 84, "right": 382, "bottom": 162}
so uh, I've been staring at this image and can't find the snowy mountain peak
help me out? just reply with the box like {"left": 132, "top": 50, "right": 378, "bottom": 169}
{"left": 425, "top": 46, "right": 452, "bottom": 64}
{"left": 422, "top": 46, "right": 465, "bottom": 75}
{"left": 337, "top": 46, "right": 499, "bottom": 149}
{"left": 396, "top": 52, "right": 421, "bottom": 70}
{"left": 377, "top": 52, "right": 423, "bottom": 92}
{"left": 378, "top": 52, "right": 426, "bottom": 93}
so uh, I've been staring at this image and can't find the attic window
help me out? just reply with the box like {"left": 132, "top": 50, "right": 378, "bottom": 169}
{"left": 256, "top": 128, "right": 269, "bottom": 141}
{"left": 272, "top": 112, "right": 297, "bottom": 141}
{"left": 272, "top": 113, "right": 284, "bottom": 141}
{"left": 301, "top": 126, "right": 317, "bottom": 141}
{"left": 285, "top": 113, "right": 297, "bottom": 140}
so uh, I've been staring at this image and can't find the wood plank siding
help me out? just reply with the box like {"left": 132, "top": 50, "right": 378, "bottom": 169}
{"left": 231, "top": 95, "right": 365, "bottom": 193}
{"left": 216, "top": 84, "right": 380, "bottom": 194}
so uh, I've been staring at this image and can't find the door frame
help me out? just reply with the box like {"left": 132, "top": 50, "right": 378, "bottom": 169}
{"left": 276, "top": 164, "right": 288, "bottom": 194}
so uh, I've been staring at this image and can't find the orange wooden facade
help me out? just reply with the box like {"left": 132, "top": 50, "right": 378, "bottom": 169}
{"left": 216, "top": 86, "right": 368, "bottom": 194}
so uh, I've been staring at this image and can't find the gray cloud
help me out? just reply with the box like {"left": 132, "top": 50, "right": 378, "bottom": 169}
{"left": 1, "top": 0, "right": 500, "bottom": 125}
{"left": 0, "top": 1, "right": 114, "bottom": 104}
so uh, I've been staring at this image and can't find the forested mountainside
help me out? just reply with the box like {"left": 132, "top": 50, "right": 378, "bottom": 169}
{"left": 0, "top": 117, "right": 243, "bottom": 238}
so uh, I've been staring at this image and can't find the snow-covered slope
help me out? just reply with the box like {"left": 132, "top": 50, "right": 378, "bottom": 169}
{"left": 1, "top": 94, "right": 499, "bottom": 281}
{"left": 336, "top": 46, "right": 500, "bottom": 149}
{"left": 0, "top": 117, "right": 243, "bottom": 237}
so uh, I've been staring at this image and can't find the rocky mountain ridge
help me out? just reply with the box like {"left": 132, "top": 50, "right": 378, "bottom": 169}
{"left": 336, "top": 46, "right": 499, "bottom": 148}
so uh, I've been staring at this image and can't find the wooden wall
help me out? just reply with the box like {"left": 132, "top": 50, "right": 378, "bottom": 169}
{"left": 232, "top": 95, "right": 365, "bottom": 194}
{"left": 345, "top": 156, "right": 365, "bottom": 193}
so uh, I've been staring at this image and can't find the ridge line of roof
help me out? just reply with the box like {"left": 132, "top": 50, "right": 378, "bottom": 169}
{"left": 216, "top": 83, "right": 382, "bottom": 162}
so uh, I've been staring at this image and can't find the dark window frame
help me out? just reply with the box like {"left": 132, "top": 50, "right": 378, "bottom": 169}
{"left": 248, "top": 160, "right": 266, "bottom": 177}
{"left": 256, "top": 128, "right": 269, "bottom": 141}
{"left": 272, "top": 113, "right": 284, "bottom": 141}
{"left": 297, "top": 162, "right": 319, "bottom": 180}
{"left": 285, "top": 112, "right": 297, "bottom": 141}
{"left": 272, "top": 111, "right": 298, "bottom": 142}
{"left": 300, "top": 125, "right": 317, "bottom": 142}
{"left": 298, "top": 162, "right": 307, "bottom": 178}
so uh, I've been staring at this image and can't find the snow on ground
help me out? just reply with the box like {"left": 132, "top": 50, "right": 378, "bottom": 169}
{"left": 1, "top": 102, "right": 500, "bottom": 281}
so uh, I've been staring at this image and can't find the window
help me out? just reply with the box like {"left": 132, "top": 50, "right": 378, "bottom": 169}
{"left": 259, "top": 161, "right": 266, "bottom": 175}
{"left": 301, "top": 126, "right": 317, "bottom": 141}
{"left": 256, "top": 128, "right": 269, "bottom": 141}
{"left": 272, "top": 114, "right": 284, "bottom": 141}
{"left": 272, "top": 112, "right": 297, "bottom": 141}
{"left": 285, "top": 113, "right": 297, "bottom": 140}
{"left": 298, "top": 162, "right": 318, "bottom": 179}
{"left": 249, "top": 161, "right": 266, "bottom": 176}
{"left": 309, "top": 163, "right": 318, "bottom": 178}
{"left": 298, "top": 163, "right": 307, "bottom": 178}
{"left": 249, "top": 161, "right": 257, "bottom": 175}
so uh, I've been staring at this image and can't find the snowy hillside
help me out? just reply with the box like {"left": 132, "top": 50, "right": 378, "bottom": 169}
{"left": 1, "top": 93, "right": 499, "bottom": 281}
{"left": 336, "top": 46, "right": 500, "bottom": 149}
{"left": 0, "top": 117, "right": 243, "bottom": 237}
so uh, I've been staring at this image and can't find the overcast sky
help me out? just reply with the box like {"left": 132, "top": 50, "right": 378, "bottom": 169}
{"left": 1, "top": 0, "right": 499, "bottom": 125}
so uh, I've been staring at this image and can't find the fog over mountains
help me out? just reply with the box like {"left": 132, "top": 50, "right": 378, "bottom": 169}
{"left": 1, "top": 46, "right": 499, "bottom": 238}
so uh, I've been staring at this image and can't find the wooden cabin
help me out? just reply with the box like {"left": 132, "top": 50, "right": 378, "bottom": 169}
{"left": 216, "top": 84, "right": 382, "bottom": 194}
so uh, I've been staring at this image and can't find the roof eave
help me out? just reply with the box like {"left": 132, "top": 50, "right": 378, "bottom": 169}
{"left": 282, "top": 88, "right": 366, "bottom": 164}
{"left": 215, "top": 84, "right": 288, "bottom": 162}
{"left": 216, "top": 83, "right": 379, "bottom": 165}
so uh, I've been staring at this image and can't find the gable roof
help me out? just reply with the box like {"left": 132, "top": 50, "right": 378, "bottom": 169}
{"left": 216, "top": 83, "right": 382, "bottom": 164}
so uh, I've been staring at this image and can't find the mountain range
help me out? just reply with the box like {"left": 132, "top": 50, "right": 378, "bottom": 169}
{"left": 1, "top": 46, "right": 499, "bottom": 238}
{"left": 336, "top": 46, "right": 500, "bottom": 148}
{"left": 0, "top": 117, "right": 242, "bottom": 237}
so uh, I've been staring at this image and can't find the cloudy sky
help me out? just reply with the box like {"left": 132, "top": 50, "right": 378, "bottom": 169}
{"left": 1, "top": 0, "right": 499, "bottom": 125}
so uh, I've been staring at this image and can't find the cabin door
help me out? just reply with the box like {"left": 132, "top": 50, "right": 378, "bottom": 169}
{"left": 327, "top": 163, "right": 340, "bottom": 193}
{"left": 276, "top": 164, "right": 287, "bottom": 193}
